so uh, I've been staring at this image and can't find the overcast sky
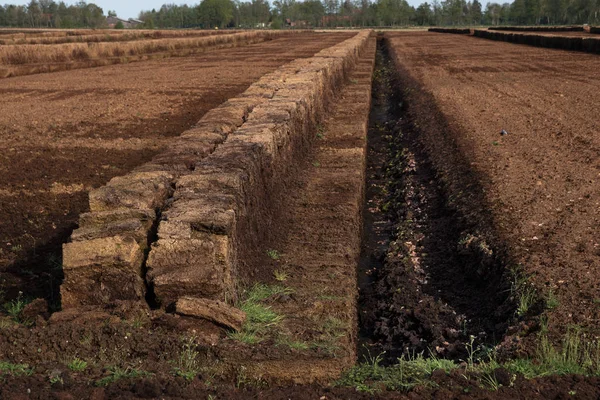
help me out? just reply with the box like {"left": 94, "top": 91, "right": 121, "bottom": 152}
{"left": 9, "top": 0, "right": 484, "bottom": 20}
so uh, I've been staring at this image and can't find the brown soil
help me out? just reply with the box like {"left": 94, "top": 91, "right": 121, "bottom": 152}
{"left": 0, "top": 32, "right": 354, "bottom": 306}
{"left": 385, "top": 31, "right": 600, "bottom": 347}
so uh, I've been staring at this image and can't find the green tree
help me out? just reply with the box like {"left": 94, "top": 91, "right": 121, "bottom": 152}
{"left": 414, "top": 2, "right": 433, "bottom": 24}
{"left": 198, "top": 0, "right": 234, "bottom": 27}
{"left": 470, "top": 0, "right": 483, "bottom": 23}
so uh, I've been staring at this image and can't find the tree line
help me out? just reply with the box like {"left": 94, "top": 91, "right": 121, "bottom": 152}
{"left": 0, "top": 0, "right": 599, "bottom": 29}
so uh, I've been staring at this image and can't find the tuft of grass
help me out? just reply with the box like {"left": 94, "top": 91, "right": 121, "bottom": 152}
{"left": 266, "top": 249, "right": 280, "bottom": 260}
{"left": 516, "top": 286, "right": 537, "bottom": 317}
{"left": 546, "top": 289, "right": 559, "bottom": 310}
{"left": 0, "top": 361, "right": 33, "bottom": 377}
{"left": 273, "top": 269, "right": 288, "bottom": 282}
{"left": 67, "top": 358, "right": 88, "bottom": 372}
{"left": 172, "top": 336, "right": 202, "bottom": 381}
{"left": 228, "top": 284, "right": 291, "bottom": 344}
{"left": 95, "top": 366, "right": 152, "bottom": 387}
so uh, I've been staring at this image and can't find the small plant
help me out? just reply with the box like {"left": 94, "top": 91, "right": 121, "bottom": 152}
{"left": 95, "top": 366, "right": 152, "bottom": 387}
{"left": 173, "top": 336, "right": 201, "bottom": 381}
{"left": 0, "top": 361, "right": 33, "bottom": 377}
{"left": 3, "top": 291, "right": 29, "bottom": 322}
{"left": 68, "top": 358, "right": 88, "bottom": 372}
{"left": 312, "top": 161, "right": 321, "bottom": 167}
{"left": 273, "top": 269, "right": 288, "bottom": 282}
{"left": 350, "top": 78, "right": 359, "bottom": 84}
{"left": 546, "top": 289, "right": 559, "bottom": 310}
{"left": 266, "top": 249, "right": 280, "bottom": 260}
{"left": 517, "top": 286, "right": 536, "bottom": 317}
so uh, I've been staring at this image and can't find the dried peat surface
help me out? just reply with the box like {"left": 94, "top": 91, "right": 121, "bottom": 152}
{"left": 0, "top": 32, "right": 354, "bottom": 304}
{"left": 358, "top": 38, "right": 511, "bottom": 364}
{"left": 385, "top": 31, "right": 600, "bottom": 346}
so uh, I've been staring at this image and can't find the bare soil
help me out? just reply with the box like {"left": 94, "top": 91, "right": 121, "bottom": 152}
{"left": 385, "top": 31, "right": 600, "bottom": 348}
{"left": 0, "top": 32, "right": 354, "bottom": 305}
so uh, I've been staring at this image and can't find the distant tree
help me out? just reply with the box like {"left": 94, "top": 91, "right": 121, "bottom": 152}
{"left": 114, "top": 20, "right": 124, "bottom": 28}
{"left": 414, "top": 2, "right": 433, "bottom": 24}
{"left": 198, "top": 0, "right": 234, "bottom": 28}
{"left": 470, "top": 0, "right": 483, "bottom": 23}
{"left": 108, "top": 9, "right": 116, "bottom": 17}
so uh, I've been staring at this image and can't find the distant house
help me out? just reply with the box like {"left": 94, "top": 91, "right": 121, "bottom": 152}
{"left": 107, "top": 16, "right": 143, "bottom": 29}
{"left": 285, "top": 18, "right": 309, "bottom": 28}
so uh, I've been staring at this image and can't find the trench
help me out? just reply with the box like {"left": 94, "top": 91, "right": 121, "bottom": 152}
{"left": 357, "top": 36, "right": 513, "bottom": 364}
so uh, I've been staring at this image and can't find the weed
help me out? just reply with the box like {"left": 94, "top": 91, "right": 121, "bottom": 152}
{"left": 0, "top": 361, "right": 33, "bottom": 376}
{"left": 172, "top": 336, "right": 201, "bottom": 381}
{"left": 517, "top": 286, "right": 536, "bottom": 317}
{"left": 312, "top": 161, "right": 321, "bottom": 167}
{"left": 350, "top": 78, "right": 359, "bottom": 84}
{"left": 273, "top": 269, "right": 288, "bottom": 282}
{"left": 68, "top": 358, "right": 88, "bottom": 372}
{"left": 95, "top": 366, "right": 152, "bottom": 387}
{"left": 546, "top": 289, "right": 559, "bottom": 310}
{"left": 266, "top": 249, "right": 280, "bottom": 260}
{"left": 3, "top": 291, "right": 29, "bottom": 322}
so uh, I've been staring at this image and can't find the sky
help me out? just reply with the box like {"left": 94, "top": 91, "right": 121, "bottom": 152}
{"left": 9, "top": 0, "right": 489, "bottom": 21}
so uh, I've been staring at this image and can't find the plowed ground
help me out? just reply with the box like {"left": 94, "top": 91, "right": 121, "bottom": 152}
{"left": 386, "top": 31, "right": 600, "bottom": 345}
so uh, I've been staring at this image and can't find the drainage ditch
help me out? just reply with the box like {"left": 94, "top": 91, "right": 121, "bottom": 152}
{"left": 358, "top": 36, "right": 515, "bottom": 364}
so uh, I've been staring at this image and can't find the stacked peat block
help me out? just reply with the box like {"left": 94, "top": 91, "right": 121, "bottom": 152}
{"left": 60, "top": 99, "right": 264, "bottom": 308}
{"left": 146, "top": 30, "right": 370, "bottom": 308}
{"left": 488, "top": 26, "right": 583, "bottom": 32}
{"left": 473, "top": 29, "right": 600, "bottom": 54}
{"left": 428, "top": 28, "right": 471, "bottom": 34}
{"left": 61, "top": 31, "right": 371, "bottom": 311}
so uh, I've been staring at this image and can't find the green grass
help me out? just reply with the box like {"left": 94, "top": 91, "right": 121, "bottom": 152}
{"left": 546, "top": 289, "right": 559, "bottom": 310}
{"left": 228, "top": 284, "right": 292, "bottom": 344}
{"left": 337, "top": 351, "right": 455, "bottom": 393}
{"left": 266, "top": 249, "right": 280, "bottom": 260}
{"left": 67, "top": 358, "right": 88, "bottom": 372}
{"left": 276, "top": 335, "right": 309, "bottom": 351}
{"left": 95, "top": 366, "right": 152, "bottom": 387}
{"left": 3, "top": 292, "right": 30, "bottom": 322}
{"left": 273, "top": 269, "right": 288, "bottom": 282}
{"left": 0, "top": 361, "right": 33, "bottom": 377}
{"left": 339, "top": 328, "right": 600, "bottom": 393}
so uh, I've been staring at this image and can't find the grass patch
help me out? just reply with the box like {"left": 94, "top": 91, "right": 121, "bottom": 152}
{"left": 276, "top": 335, "right": 309, "bottom": 351}
{"left": 266, "top": 249, "right": 280, "bottom": 260}
{"left": 67, "top": 358, "right": 88, "bottom": 372}
{"left": 228, "top": 284, "right": 292, "bottom": 344}
{"left": 0, "top": 361, "right": 33, "bottom": 377}
{"left": 337, "top": 351, "right": 454, "bottom": 393}
{"left": 339, "top": 328, "right": 600, "bottom": 393}
{"left": 504, "top": 328, "right": 600, "bottom": 378}
{"left": 95, "top": 366, "right": 152, "bottom": 387}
